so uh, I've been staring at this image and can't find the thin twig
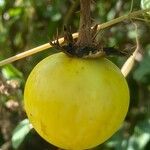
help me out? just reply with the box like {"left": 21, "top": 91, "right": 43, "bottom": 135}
{"left": 134, "top": 17, "right": 150, "bottom": 22}
{"left": 129, "top": 0, "right": 134, "bottom": 13}
{"left": 0, "top": 8, "right": 149, "bottom": 67}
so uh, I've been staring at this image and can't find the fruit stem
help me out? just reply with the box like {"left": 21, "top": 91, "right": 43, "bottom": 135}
{"left": 76, "top": 0, "right": 92, "bottom": 47}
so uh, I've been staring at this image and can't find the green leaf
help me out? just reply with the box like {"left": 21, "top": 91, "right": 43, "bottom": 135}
{"left": 133, "top": 54, "right": 150, "bottom": 84}
{"left": 128, "top": 119, "right": 150, "bottom": 150}
{"left": 0, "top": 0, "right": 4, "bottom": 7}
{"left": 141, "top": 0, "right": 150, "bottom": 13}
{"left": 8, "top": 8, "right": 22, "bottom": 17}
{"left": 1, "top": 64, "right": 23, "bottom": 80}
{"left": 12, "top": 119, "right": 32, "bottom": 150}
{"left": 106, "top": 126, "right": 129, "bottom": 150}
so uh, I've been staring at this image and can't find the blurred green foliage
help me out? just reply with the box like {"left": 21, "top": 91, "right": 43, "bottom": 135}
{"left": 0, "top": 0, "right": 150, "bottom": 150}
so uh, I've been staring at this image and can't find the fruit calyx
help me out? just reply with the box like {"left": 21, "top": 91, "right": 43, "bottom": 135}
{"left": 50, "top": 0, "right": 130, "bottom": 58}
{"left": 50, "top": 0, "right": 104, "bottom": 58}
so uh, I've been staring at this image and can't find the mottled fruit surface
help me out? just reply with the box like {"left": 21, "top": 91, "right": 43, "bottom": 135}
{"left": 24, "top": 52, "right": 129, "bottom": 150}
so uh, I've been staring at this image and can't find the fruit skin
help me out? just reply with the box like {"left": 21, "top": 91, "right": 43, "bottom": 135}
{"left": 24, "top": 52, "right": 129, "bottom": 150}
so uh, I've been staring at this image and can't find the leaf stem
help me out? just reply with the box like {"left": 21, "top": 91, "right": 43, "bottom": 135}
{"left": 97, "top": 8, "right": 150, "bottom": 30}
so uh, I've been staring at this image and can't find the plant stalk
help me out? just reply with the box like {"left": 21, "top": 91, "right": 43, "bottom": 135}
{"left": 76, "top": 0, "right": 92, "bottom": 46}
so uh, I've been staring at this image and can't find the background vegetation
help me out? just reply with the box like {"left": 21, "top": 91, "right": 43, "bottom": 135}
{"left": 0, "top": 0, "right": 150, "bottom": 150}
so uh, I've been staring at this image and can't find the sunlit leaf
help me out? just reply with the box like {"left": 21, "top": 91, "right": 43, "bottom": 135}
{"left": 1, "top": 64, "right": 23, "bottom": 80}
{"left": 128, "top": 119, "right": 150, "bottom": 150}
{"left": 106, "top": 125, "right": 129, "bottom": 150}
{"left": 12, "top": 119, "right": 32, "bottom": 149}
{"left": 141, "top": 0, "right": 150, "bottom": 15}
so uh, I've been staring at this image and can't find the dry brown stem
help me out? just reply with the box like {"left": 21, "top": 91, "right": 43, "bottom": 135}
{"left": 76, "top": 0, "right": 92, "bottom": 46}
{"left": 121, "top": 23, "right": 142, "bottom": 77}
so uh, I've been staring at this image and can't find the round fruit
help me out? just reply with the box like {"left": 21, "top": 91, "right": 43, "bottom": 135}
{"left": 24, "top": 52, "right": 129, "bottom": 150}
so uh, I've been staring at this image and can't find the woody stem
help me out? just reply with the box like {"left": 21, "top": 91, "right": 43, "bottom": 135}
{"left": 76, "top": 0, "right": 92, "bottom": 47}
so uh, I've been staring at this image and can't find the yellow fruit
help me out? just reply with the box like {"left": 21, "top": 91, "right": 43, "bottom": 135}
{"left": 24, "top": 52, "right": 129, "bottom": 150}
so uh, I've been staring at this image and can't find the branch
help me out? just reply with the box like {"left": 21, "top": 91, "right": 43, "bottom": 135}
{"left": 76, "top": 0, "right": 92, "bottom": 46}
{"left": 0, "top": 8, "right": 149, "bottom": 67}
